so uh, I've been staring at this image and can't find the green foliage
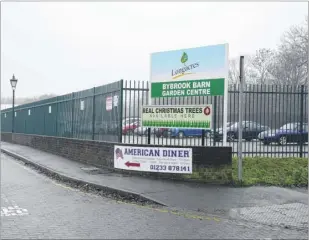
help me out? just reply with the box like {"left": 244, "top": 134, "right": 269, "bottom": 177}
{"left": 120, "top": 157, "right": 307, "bottom": 187}
{"left": 180, "top": 157, "right": 307, "bottom": 187}
{"left": 231, "top": 157, "right": 308, "bottom": 187}
{"left": 181, "top": 52, "right": 188, "bottom": 64}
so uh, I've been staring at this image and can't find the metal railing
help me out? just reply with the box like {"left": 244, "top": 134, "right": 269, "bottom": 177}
{"left": 1, "top": 81, "right": 123, "bottom": 142}
{"left": 1, "top": 80, "right": 308, "bottom": 157}
{"left": 122, "top": 81, "right": 308, "bottom": 157}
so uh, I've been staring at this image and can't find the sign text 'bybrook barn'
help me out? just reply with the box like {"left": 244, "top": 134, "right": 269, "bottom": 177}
{"left": 151, "top": 78, "right": 225, "bottom": 98}
{"left": 114, "top": 145, "right": 192, "bottom": 174}
{"left": 141, "top": 105, "right": 212, "bottom": 129}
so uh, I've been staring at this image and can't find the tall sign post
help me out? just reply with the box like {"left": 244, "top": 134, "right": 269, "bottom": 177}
{"left": 307, "top": 2, "right": 309, "bottom": 182}
{"left": 148, "top": 44, "right": 229, "bottom": 145}
{"left": 238, "top": 56, "right": 245, "bottom": 182}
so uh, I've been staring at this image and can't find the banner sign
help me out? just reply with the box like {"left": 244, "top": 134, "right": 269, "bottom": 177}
{"left": 141, "top": 105, "right": 212, "bottom": 129}
{"left": 150, "top": 44, "right": 228, "bottom": 98}
{"left": 114, "top": 145, "right": 192, "bottom": 174}
{"left": 106, "top": 96, "right": 112, "bottom": 111}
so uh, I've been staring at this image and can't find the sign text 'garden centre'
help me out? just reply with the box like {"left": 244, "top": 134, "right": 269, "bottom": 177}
{"left": 141, "top": 105, "right": 212, "bottom": 129}
{"left": 150, "top": 44, "right": 228, "bottom": 98}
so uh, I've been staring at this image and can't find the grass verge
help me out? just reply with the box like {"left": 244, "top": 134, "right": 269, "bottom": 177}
{"left": 119, "top": 157, "right": 308, "bottom": 187}
{"left": 231, "top": 157, "right": 308, "bottom": 187}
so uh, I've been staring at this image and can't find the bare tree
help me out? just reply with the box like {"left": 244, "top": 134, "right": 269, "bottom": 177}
{"left": 228, "top": 55, "right": 255, "bottom": 84}
{"left": 268, "top": 17, "right": 308, "bottom": 85}
{"left": 250, "top": 48, "right": 275, "bottom": 84}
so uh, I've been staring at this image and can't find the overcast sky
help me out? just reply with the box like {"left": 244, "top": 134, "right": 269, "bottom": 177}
{"left": 1, "top": 2, "right": 307, "bottom": 98}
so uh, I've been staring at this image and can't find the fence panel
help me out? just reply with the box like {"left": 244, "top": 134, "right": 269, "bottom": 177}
{"left": 1, "top": 80, "right": 307, "bottom": 158}
{"left": 94, "top": 80, "right": 122, "bottom": 142}
{"left": 72, "top": 89, "right": 94, "bottom": 140}
{"left": 122, "top": 80, "right": 308, "bottom": 158}
{"left": 43, "top": 98, "right": 58, "bottom": 136}
{"left": 56, "top": 93, "right": 73, "bottom": 138}
{"left": 122, "top": 80, "right": 149, "bottom": 144}
{"left": 1, "top": 111, "right": 12, "bottom": 132}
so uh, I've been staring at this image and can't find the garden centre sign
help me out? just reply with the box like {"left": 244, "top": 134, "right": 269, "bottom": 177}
{"left": 150, "top": 44, "right": 229, "bottom": 98}
{"left": 114, "top": 145, "right": 192, "bottom": 174}
{"left": 141, "top": 105, "right": 212, "bottom": 129}
{"left": 149, "top": 43, "right": 229, "bottom": 145}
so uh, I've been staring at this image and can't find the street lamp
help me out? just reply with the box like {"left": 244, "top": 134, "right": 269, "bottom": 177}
{"left": 10, "top": 74, "right": 18, "bottom": 133}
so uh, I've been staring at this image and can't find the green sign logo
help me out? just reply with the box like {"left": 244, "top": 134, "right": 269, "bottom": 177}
{"left": 181, "top": 52, "right": 188, "bottom": 64}
{"left": 171, "top": 52, "right": 199, "bottom": 79}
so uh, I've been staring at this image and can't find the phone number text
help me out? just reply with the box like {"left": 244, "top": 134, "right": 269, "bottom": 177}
{"left": 149, "top": 165, "right": 190, "bottom": 172}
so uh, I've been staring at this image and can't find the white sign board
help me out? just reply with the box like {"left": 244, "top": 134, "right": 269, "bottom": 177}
{"left": 114, "top": 145, "right": 192, "bottom": 174}
{"left": 80, "top": 100, "right": 85, "bottom": 111}
{"left": 106, "top": 96, "right": 112, "bottom": 111}
{"left": 142, "top": 105, "right": 212, "bottom": 129}
{"left": 113, "top": 95, "right": 119, "bottom": 107}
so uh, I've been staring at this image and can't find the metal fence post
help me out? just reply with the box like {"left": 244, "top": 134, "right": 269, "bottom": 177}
{"left": 299, "top": 85, "right": 304, "bottom": 158}
{"left": 43, "top": 111, "right": 46, "bottom": 135}
{"left": 212, "top": 96, "right": 217, "bottom": 147}
{"left": 55, "top": 97, "right": 58, "bottom": 136}
{"left": 12, "top": 89, "right": 15, "bottom": 133}
{"left": 71, "top": 92, "right": 74, "bottom": 138}
{"left": 92, "top": 87, "right": 96, "bottom": 140}
{"left": 212, "top": 96, "right": 217, "bottom": 146}
{"left": 119, "top": 79, "right": 124, "bottom": 143}
{"left": 147, "top": 80, "right": 151, "bottom": 145}
{"left": 238, "top": 56, "right": 245, "bottom": 182}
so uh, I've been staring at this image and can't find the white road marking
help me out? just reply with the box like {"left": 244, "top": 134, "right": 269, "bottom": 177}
{"left": 1, "top": 193, "right": 29, "bottom": 217}
{"left": 1, "top": 206, "right": 29, "bottom": 217}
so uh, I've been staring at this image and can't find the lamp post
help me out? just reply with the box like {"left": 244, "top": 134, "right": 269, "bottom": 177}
{"left": 10, "top": 74, "right": 18, "bottom": 133}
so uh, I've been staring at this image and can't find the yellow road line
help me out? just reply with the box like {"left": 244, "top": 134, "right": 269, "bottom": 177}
{"left": 116, "top": 200, "right": 221, "bottom": 223}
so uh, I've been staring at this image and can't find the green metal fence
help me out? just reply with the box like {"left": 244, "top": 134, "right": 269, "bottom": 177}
{"left": 1, "top": 80, "right": 123, "bottom": 142}
{"left": 1, "top": 79, "right": 308, "bottom": 157}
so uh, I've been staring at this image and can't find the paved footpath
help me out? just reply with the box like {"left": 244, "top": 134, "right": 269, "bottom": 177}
{"left": 1, "top": 142, "right": 308, "bottom": 233}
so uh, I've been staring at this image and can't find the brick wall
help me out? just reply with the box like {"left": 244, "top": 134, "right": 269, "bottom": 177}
{"left": 1, "top": 132, "right": 12, "bottom": 143}
{"left": 7, "top": 133, "right": 115, "bottom": 168}
{"left": 1, "top": 133, "right": 233, "bottom": 182}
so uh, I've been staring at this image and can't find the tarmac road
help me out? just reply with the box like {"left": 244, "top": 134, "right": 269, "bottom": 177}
{"left": 1, "top": 153, "right": 307, "bottom": 239}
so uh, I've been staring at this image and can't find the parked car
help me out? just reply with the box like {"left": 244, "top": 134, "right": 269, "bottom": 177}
{"left": 155, "top": 128, "right": 170, "bottom": 138}
{"left": 122, "top": 117, "right": 140, "bottom": 126}
{"left": 262, "top": 122, "right": 308, "bottom": 145}
{"left": 210, "top": 122, "right": 233, "bottom": 137}
{"left": 213, "top": 121, "right": 270, "bottom": 142}
{"left": 169, "top": 128, "right": 212, "bottom": 138}
{"left": 134, "top": 126, "right": 155, "bottom": 136}
{"left": 258, "top": 129, "right": 275, "bottom": 141}
{"left": 258, "top": 123, "right": 296, "bottom": 141}
{"left": 122, "top": 120, "right": 140, "bottom": 135}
